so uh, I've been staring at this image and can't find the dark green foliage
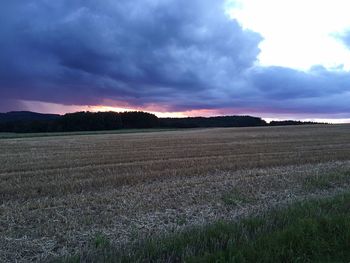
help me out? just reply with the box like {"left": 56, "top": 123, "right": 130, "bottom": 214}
{"left": 0, "top": 111, "right": 325, "bottom": 133}
{"left": 60, "top": 192, "right": 350, "bottom": 263}
{"left": 0, "top": 111, "right": 159, "bottom": 133}
{"left": 161, "top": 115, "right": 267, "bottom": 128}
{"left": 120, "top": 111, "right": 159, "bottom": 129}
{"left": 0, "top": 111, "right": 269, "bottom": 133}
{"left": 56, "top": 112, "right": 123, "bottom": 132}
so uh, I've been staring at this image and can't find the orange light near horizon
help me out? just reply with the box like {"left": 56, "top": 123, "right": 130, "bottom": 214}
{"left": 87, "top": 105, "right": 134, "bottom": 113}
{"left": 18, "top": 100, "right": 350, "bottom": 123}
{"left": 19, "top": 100, "right": 189, "bottom": 118}
{"left": 90, "top": 105, "right": 188, "bottom": 118}
{"left": 91, "top": 106, "right": 232, "bottom": 118}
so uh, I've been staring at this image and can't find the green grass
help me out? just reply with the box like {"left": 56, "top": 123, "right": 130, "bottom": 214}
{"left": 93, "top": 233, "right": 111, "bottom": 249}
{"left": 221, "top": 188, "right": 255, "bottom": 206}
{"left": 58, "top": 191, "right": 350, "bottom": 263}
{"left": 0, "top": 128, "right": 182, "bottom": 139}
{"left": 303, "top": 171, "right": 350, "bottom": 191}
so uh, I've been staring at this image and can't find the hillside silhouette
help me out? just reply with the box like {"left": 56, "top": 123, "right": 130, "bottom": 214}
{"left": 0, "top": 111, "right": 320, "bottom": 133}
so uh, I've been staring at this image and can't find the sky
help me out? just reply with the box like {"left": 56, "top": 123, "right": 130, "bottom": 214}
{"left": 1, "top": 0, "right": 350, "bottom": 122}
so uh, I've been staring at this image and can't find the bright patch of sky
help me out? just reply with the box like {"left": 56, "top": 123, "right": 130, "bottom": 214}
{"left": 226, "top": 0, "right": 350, "bottom": 70}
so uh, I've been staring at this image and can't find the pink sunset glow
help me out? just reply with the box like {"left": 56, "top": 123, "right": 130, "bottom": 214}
{"left": 17, "top": 100, "right": 350, "bottom": 123}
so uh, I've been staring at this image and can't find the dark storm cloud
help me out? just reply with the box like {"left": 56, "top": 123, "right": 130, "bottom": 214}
{"left": 0, "top": 0, "right": 261, "bottom": 108}
{"left": 246, "top": 66, "right": 350, "bottom": 114}
{"left": 1, "top": 0, "right": 350, "bottom": 117}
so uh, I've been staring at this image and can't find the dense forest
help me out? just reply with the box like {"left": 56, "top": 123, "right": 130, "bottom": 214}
{"left": 161, "top": 116, "right": 266, "bottom": 128}
{"left": 0, "top": 111, "right": 321, "bottom": 133}
{"left": 0, "top": 111, "right": 159, "bottom": 133}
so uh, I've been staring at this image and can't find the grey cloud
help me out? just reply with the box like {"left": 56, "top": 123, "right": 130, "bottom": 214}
{"left": 0, "top": 0, "right": 261, "bottom": 108}
{"left": 246, "top": 66, "right": 350, "bottom": 114}
{"left": 1, "top": 0, "right": 350, "bottom": 118}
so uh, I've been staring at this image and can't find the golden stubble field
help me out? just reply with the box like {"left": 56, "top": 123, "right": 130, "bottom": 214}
{"left": 1, "top": 124, "right": 350, "bottom": 262}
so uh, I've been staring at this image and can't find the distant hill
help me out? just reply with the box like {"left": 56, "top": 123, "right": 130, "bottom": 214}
{"left": 0, "top": 111, "right": 323, "bottom": 133}
{"left": 0, "top": 111, "right": 60, "bottom": 123}
{"left": 269, "top": 120, "right": 325, "bottom": 126}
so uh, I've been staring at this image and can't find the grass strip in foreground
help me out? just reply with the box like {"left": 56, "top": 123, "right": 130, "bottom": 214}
{"left": 60, "top": 191, "right": 350, "bottom": 263}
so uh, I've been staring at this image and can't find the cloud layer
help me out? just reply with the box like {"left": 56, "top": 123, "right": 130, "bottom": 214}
{"left": 1, "top": 0, "right": 350, "bottom": 117}
{"left": 340, "top": 31, "right": 350, "bottom": 49}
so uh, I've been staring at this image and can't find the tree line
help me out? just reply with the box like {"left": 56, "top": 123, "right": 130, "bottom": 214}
{"left": 0, "top": 111, "right": 321, "bottom": 133}
{"left": 0, "top": 111, "right": 159, "bottom": 133}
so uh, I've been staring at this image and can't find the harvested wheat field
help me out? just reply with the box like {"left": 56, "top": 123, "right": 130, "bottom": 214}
{"left": 1, "top": 124, "right": 350, "bottom": 262}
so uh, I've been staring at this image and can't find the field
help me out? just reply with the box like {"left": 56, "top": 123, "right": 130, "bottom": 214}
{"left": 1, "top": 124, "right": 350, "bottom": 262}
{"left": 0, "top": 128, "right": 179, "bottom": 139}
